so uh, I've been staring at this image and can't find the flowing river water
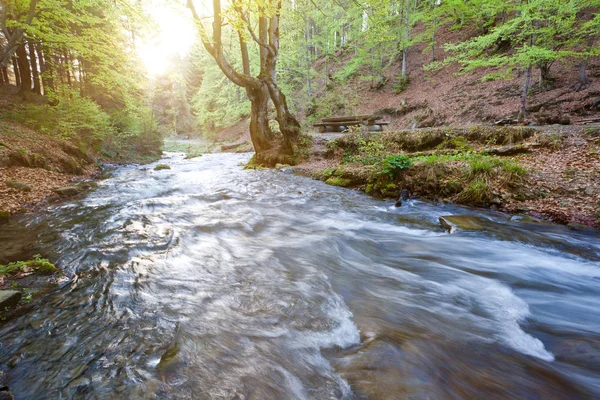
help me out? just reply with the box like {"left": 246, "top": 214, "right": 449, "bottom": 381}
{"left": 0, "top": 152, "right": 599, "bottom": 399}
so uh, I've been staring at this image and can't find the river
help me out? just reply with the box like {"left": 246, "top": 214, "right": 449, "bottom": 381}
{"left": 0, "top": 152, "right": 599, "bottom": 399}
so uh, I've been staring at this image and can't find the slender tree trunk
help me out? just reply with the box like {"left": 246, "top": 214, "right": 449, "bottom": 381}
{"left": 28, "top": 41, "right": 41, "bottom": 94}
{"left": 518, "top": 65, "right": 532, "bottom": 122}
{"left": 64, "top": 52, "right": 71, "bottom": 87}
{"left": 16, "top": 44, "right": 32, "bottom": 92}
{"left": 1, "top": 67, "right": 8, "bottom": 84}
{"left": 401, "top": 0, "right": 411, "bottom": 79}
{"left": 12, "top": 56, "right": 21, "bottom": 87}
{"left": 0, "top": 69, "right": 4, "bottom": 84}
{"left": 36, "top": 43, "right": 48, "bottom": 93}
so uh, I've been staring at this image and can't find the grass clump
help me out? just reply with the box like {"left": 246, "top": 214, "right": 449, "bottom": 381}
{"left": 154, "top": 164, "right": 171, "bottom": 170}
{"left": 0, "top": 255, "right": 58, "bottom": 276}
{"left": 456, "top": 178, "right": 490, "bottom": 204}
{"left": 536, "top": 133, "right": 564, "bottom": 150}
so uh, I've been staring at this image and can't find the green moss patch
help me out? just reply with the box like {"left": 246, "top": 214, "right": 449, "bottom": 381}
{"left": 154, "top": 164, "right": 171, "bottom": 171}
{"left": 0, "top": 255, "right": 58, "bottom": 276}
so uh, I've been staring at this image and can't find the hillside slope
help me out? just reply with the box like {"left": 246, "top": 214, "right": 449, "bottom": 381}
{"left": 295, "top": 25, "right": 600, "bottom": 130}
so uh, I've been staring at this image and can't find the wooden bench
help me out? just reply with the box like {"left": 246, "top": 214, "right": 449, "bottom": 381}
{"left": 313, "top": 114, "right": 390, "bottom": 133}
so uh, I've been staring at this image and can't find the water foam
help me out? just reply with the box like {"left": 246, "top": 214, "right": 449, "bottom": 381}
{"left": 446, "top": 278, "right": 554, "bottom": 361}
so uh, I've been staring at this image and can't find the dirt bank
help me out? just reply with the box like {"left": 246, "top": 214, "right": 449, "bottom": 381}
{"left": 297, "top": 125, "right": 600, "bottom": 228}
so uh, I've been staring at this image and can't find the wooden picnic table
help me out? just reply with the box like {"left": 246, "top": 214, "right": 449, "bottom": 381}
{"left": 313, "top": 114, "right": 390, "bottom": 132}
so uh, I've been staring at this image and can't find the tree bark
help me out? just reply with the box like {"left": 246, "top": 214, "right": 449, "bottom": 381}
{"left": 0, "top": 67, "right": 7, "bottom": 84}
{"left": 27, "top": 41, "right": 41, "bottom": 94}
{"left": 16, "top": 44, "right": 31, "bottom": 92}
{"left": 518, "top": 65, "right": 532, "bottom": 122}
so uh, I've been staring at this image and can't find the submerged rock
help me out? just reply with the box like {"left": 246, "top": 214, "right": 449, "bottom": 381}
{"left": 0, "top": 290, "right": 22, "bottom": 310}
{"left": 439, "top": 215, "right": 485, "bottom": 233}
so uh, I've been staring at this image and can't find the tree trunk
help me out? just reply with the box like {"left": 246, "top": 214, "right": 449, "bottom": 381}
{"left": 35, "top": 43, "right": 49, "bottom": 93}
{"left": 267, "top": 81, "right": 301, "bottom": 153}
{"left": 246, "top": 83, "right": 273, "bottom": 154}
{"left": 1, "top": 67, "right": 8, "bottom": 84}
{"left": 12, "top": 56, "right": 21, "bottom": 87}
{"left": 518, "top": 65, "right": 532, "bottom": 122}
{"left": 16, "top": 44, "right": 32, "bottom": 92}
{"left": 28, "top": 41, "right": 41, "bottom": 94}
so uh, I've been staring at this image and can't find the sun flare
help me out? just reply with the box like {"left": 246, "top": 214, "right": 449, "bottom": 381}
{"left": 137, "top": 1, "right": 197, "bottom": 76}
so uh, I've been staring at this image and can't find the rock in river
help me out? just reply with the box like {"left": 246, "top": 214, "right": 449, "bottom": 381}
{"left": 439, "top": 215, "right": 485, "bottom": 233}
{"left": 53, "top": 186, "right": 81, "bottom": 196}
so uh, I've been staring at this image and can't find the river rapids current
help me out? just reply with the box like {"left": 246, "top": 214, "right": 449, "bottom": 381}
{"left": 0, "top": 152, "right": 599, "bottom": 399}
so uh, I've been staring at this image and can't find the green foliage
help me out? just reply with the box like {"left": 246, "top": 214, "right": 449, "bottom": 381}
{"left": 154, "top": 164, "right": 171, "bottom": 171}
{"left": 6, "top": 94, "right": 113, "bottom": 143}
{"left": 0, "top": 255, "right": 57, "bottom": 276}
{"left": 379, "top": 154, "right": 413, "bottom": 178}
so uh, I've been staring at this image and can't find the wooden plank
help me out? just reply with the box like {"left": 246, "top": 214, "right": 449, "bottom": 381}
{"left": 321, "top": 115, "right": 382, "bottom": 123}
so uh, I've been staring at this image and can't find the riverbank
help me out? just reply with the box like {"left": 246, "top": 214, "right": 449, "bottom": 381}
{"left": 296, "top": 125, "right": 600, "bottom": 229}
{"left": 0, "top": 122, "right": 100, "bottom": 217}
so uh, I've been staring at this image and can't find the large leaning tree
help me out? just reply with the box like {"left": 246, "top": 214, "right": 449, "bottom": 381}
{"left": 187, "top": 0, "right": 301, "bottom": 165}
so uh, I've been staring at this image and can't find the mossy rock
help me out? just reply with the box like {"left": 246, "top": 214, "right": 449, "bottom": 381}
{"left": 325, "top": 177, "right": 353, "bottom": 187}
{"left": 0, "top": 256, "right": 58, "bottom": 276}
{"left": 154, "top": 164, "right": 171, "bottom": 171}
{"left": 5, "top": 179, "right": 32, "bottom": 192}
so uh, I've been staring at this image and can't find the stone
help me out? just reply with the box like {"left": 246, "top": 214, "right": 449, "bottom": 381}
{"left": 53, "top": 186, "right": 81, "bottom": 196}
{"left": 584, "top": 187, "right": 594, "bottom": 196}
{"left": 154, "top": 164, "right": 171, "bottom": 171}
{"left": 560, "top": 200, "right": 569, "bottom": 207}
{"left": 0, "top": 291, "right": 22, "bottom": 310}
{"left": 439, "top": 216, "right": 485, "bottom": 233}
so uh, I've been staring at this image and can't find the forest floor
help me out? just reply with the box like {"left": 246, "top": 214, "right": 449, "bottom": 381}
{"left": 0, "top": 122, "right": 99, "bottom": 216}
{"left": 296, "top": 125, "right": 600, "bottom": 229}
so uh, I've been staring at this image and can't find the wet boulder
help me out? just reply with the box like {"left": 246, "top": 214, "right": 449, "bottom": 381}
{"left": 0, "top": 290, "right": 21, "bottom": 310}
{"left": 439, "top": 216, "right": 485, "bottom": 233}
{"left": 53, "top": 186, "right": 81, "bottom": 196}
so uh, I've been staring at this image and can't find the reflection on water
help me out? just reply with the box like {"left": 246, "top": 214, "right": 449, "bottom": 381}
{"left": 0, "top": 153, "right": 599, "bottom": 399}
